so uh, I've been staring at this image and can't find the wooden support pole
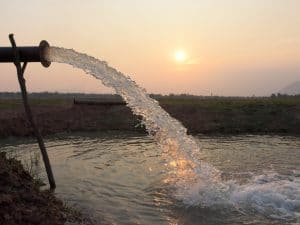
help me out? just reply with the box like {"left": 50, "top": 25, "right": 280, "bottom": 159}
{"left": 9, "top": 34, "right": 56, "bottom": 190}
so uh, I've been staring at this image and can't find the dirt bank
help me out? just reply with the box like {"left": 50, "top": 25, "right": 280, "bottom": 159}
{"left": 0, "top": 152, "right": 94, "bottom": 225}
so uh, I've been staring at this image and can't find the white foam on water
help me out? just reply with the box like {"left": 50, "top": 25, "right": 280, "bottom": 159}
{"left": 47, "top": 47, "right": 300, "bottom": 222}
{"left": 231, "top": 172, "right": 300, "bottom": 220}
{"left": 175, "top": 171, "right": 300, "bottom": 221}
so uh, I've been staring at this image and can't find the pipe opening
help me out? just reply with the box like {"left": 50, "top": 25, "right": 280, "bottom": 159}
{"left": 0, "top": 40, "right": 51, "bottom": 67}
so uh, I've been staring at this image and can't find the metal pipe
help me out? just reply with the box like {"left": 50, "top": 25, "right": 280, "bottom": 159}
{"left": 0, "top": 40, "right": 51, "bottom": 67}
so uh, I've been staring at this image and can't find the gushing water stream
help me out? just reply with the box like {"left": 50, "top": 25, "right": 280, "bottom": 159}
{"left": 47, "top": 47, "right": 300, "bottom": 222}
{"left": 47, "top": 47, "right": 221, "bottom": 182}
{"left": 47, "top": 47, "right": 200, "bottom": 163}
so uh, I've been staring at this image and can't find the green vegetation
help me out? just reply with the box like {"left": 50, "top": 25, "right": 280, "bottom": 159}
{"left": 1, "top": 92, "right": 299, "bottom": 108}
{"left": 0, "top": 98, "right": 72, "bottom": 109}
{"left": 0, "top": 92, "right": 119, "bottom": 109}
{"left": 152, "top": 94, "right": 300, "bottom": 134}
{"left": 0, "top": 92, "right": 299, "bottom": 135}
{"left": 0, "top": 99, "right": 22, "bottom": 109}
{"left": 153, "top": 94, "right": 300, "bottom": 107}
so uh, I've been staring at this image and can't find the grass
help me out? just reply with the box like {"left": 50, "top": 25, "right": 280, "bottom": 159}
{"left": 0, "top": 99, "right": 23, "bottom": 109}
{"left": 154, "top": 95, "right": 300, "bottom": 134}
{"left": 156, "top": 95, "right": 300, "bottom": 108}
{"left": 1, "top": 93, "right": 299, "bottom": 109}
{"left": 0, "top": 93, "right": 299, "bottom": 135}
{"left": 0, "top": 98, "right": 72, "bottom": 109}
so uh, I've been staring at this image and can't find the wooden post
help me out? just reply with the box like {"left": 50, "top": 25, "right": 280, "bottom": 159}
{"left": 9, "top": 34, "right": 56, "bottom": 190}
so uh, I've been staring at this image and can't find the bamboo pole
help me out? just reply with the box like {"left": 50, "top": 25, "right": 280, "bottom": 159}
{"left": 9, "top": 34, "right": 56, "bottom": 190}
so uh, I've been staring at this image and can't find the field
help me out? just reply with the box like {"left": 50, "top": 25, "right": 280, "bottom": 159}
{"left": 0, "top": 93, "right": 299, "bottom": 137}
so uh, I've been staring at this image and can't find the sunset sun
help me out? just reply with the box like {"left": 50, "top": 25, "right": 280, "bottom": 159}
{"left": 174, "top": 50, "right": 187, "bottom": 63}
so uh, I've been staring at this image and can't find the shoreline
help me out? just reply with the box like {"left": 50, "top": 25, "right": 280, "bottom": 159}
{"left": 0, "top": 152, "right": 95, "bottom": 225}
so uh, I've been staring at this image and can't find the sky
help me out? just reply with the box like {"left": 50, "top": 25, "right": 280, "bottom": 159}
{"left": 0, "top": 0, "right": 299, "bottom": 96}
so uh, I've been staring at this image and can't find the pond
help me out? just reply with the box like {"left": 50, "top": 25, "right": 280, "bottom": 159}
{"left": 1, "top": 132, "right": 299, "bottom": 225}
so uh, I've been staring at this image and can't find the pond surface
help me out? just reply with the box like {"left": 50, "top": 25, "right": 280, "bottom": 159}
{"left": 1, "top": 132, "right": 299, "bottom": 225}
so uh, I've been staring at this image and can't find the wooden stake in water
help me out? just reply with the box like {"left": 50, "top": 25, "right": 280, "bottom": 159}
{"left": 8, "top": 34, "right": 56, "bottom": 190}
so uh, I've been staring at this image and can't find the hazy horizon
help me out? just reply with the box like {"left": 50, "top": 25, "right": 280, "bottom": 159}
{"left": 1, "top": 0, "right": 299, "bottom": 96}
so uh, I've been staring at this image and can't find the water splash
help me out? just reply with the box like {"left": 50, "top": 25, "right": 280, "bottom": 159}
{"left": 231, "top": 172, "right": 300, "bottom": 220}
{"left": 47, "top": 47, "right": 300, "bottom": 222}
{"left": 177, "top": 171, "right": 300, "bottom": 221}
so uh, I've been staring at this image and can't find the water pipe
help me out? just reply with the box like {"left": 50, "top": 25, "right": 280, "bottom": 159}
{"left": 0, "top": 40, "right": 51, "bottom": 67}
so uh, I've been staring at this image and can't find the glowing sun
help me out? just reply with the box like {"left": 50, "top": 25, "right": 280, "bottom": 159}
{"left": 174, "top": 50, "right": 187, "bottom": 63}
